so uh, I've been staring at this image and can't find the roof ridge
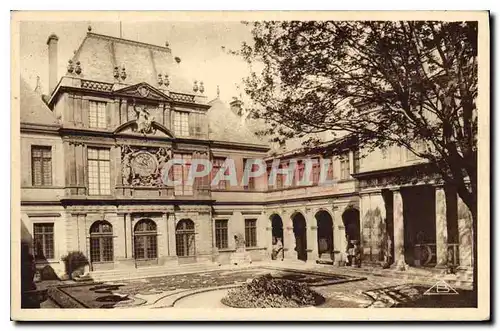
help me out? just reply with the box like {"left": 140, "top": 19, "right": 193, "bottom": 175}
{"left": 86, "top": 32, "right": 171, "bottom": 53}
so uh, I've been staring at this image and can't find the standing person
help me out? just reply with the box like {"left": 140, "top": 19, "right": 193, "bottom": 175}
{"left": 276, "top": 237, "right": 284, "bottom": 261}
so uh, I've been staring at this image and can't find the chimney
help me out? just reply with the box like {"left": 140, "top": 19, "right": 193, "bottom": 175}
{"left": 47, "top": 34, "right": 59, "bottom": 94}
{"left": 230, "top": 98, "right": 243, "bottom": 116}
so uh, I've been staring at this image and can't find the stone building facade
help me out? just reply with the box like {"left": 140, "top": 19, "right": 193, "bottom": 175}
{"left": 19, "top": 30, "right": 473, "bottom": 278}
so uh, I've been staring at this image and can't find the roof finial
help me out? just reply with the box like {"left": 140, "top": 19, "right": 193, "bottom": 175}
{"left": 217, "top": 85, "right": 220, "bottom": 98}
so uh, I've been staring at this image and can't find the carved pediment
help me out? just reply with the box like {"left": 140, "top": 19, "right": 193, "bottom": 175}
{"left": 114, "top": 82, "right": 171, "bottom": 101}
{"left": 114, "top": 120, "right": 176, "bottom": 139}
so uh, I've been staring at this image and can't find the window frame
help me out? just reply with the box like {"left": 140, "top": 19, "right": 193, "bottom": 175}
{"left": 87, "top": 147, "right": 111, "bottom": 195}
{"left": 214, "top": 219, "right": 229, "bottom": 249}
{"left": 173, "top": 111, "right": 190, "bottom": 137}
{"left": 89, "top": 221, "right": 114, "bottom": 263}
{"left": 211, "top": 157, "right": 229, "bottom": 190}
{"left": 31, "top": 145, "right": 52, "bottom": 186}
{"left": 176, "top": 219, "right": 196, "bottom": 257}
{"left": 244, "top": 219, "right": 257, "bottom": 248}
{"left": 88, "top": 100, "right": 108, "bottom": 129}
{"left": 33, "top": 222, "right": 55, "bottom": 260}
{"left": 133, "top": 219, "right": 158, "bottom": 260}
{"left": 340, "top": 153, "right": 351, "bottom": 180}
{"left": 173, "top": 153, "right": 193, "bottom": 196}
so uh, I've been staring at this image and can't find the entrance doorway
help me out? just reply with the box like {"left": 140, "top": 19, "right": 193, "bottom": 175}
{"left": 292, "top": 213, "right": 307, "bottom": 261}
{"left": 401, "top": 186, "right": 437, "bottom": 266}
{"left": 270, "top": 214, "right": 284, "bottom": 260}
{"left": 315, "top": 211, "right": 334, "bottom": 260}
{"left": 342, "top": 208, "right": 360, "bottom": 244}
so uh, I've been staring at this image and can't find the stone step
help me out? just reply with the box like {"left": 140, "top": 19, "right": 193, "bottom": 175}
{"left": 89, "top": 262, "right": 219, "bottom": 282}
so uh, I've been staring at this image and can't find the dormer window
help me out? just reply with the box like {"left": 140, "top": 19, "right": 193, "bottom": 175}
{"left": 89, "top": 101, "right": 107, "bottom": 128}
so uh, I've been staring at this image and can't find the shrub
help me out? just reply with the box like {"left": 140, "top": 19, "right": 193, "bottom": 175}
{"left": 221, "top": 274, "right": 324, "bottom": 308}
{"left": 62, "top": 251, "right": 89, "bottom": 279}
{"left": 40, "top": 265, "right": 60, "bottom": 281}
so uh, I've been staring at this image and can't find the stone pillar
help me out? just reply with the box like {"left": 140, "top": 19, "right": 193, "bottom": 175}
{"left": 392, "top": 189, "right": 408, "bottom": 270}
{"left": 167, "top": 214, "right": 177, "bottom": 257}
{"left": 457, "top": 195, "right": 473, "bottom": 268}
{"left": 159, "top": 213, "right": 169, "bottom": 260}
{"left": 283, "top": 220, "right": 295, "bottom": 260}
{"left": 371, "top": 193, "right": 387, "bottom": 263}
{"left": 308, "top": 224, "right": 319, "bottom": 262}
{"left": 124, "top": 213, "right": 133, "bottom": 259}
{"left": 435, "top": 186, "right": 448, "bottom": 267}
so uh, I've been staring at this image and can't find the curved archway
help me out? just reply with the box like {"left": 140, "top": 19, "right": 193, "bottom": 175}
{"left": 134, "top": 219, "right": 157, "bottom": 260}
{"left": 315, "top": 210, "right": 334, "bottom": 260}
{"left": 292, "top": 212, "right": 307, "bottom": 261}
{"left": 270, "top": 214, "right": 284, "bottom": 260}
{"left": 176, "top": 219, "right": 196, "bottom": 257}
{"left": 89, "top": 220, "right": 113, "bottom": 263}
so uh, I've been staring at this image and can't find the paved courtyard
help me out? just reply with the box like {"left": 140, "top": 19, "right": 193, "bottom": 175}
{"left": 41, "top": 264, "right": 476, "bottom": 309}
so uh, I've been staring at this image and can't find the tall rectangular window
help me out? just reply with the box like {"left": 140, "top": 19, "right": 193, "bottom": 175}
{"left": 31, "top": 146, "right": 52, "bottom": 186}
{"left": 33, "top": 223, "right": 54, "bottom": 260}
{"left": 340, "top": 153, "right": 350, "bottom": 180}
{"left": 312, "top": 158, "right": 321, "bottom": 185}
{"left": 88, "top": 148, "right": 111, "bottom": 195}
{"left": 275, "top": 163, "right": 285, "bottom": 189}
{"left": 173, "top": 153, "right": 193, "bottom": 195}
{"left": 245, "top": 219, "right": 257, "bottom": 247}
{"left": 243, "top": 159, "right": 257, "bottom": 190}
{"left": 215, "top": 219, "right": 228, "bottom": 249}
{"left": 211, "top": 157, "right": 228, "bottom": 190}
{"left": 174, "top": 111, "right": 189, "bottom": 136}
{"left": 89, "top": 101, "right": 107, "bottom": 128}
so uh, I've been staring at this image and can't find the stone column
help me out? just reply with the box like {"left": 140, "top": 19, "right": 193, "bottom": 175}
{"left": 435, "top": 186, "right": 448, "bottom": 267}
{"left": 167, "top": 214, "right": 177, "bottom": 257}
{"left": 308, "top": 224, "right": 319, "bottom": 262}
{"left": 457, "top": 195, "right": 473, "bottom": 268}
{"left": 283, "top": 219, "right": 295, "bottom": 260}
{"left": 371, "top": 193, "right": 387, "bottom": 263}
{"left": 392, "top": 189, "right": 408, "bottom": 270}
{"left": 124, "top": 213, "right": 133, "bottom": 259}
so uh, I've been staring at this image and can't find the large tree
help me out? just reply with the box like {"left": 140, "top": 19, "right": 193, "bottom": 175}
{"left": 237, "top": 20, "right": 478, "bottom": 223}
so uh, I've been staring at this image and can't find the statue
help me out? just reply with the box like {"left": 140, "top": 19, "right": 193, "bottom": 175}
{"left": 230, "top": 232, "right": 252, "bottom": 266}
{"left": 234, "top": 233, "right": 246, "bottom": 252}
{"left": 121, "top": 149, "right": 132, "bottom": 185}
{"left": 272, "top": 237, "right": 284, "bottom": 261}
{"left": 133, "top": 102, "right": 156, "bottom": 135}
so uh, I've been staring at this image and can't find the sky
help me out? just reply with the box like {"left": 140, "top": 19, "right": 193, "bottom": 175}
{"left": 19, "top": 20, "right": 255, "bottom": 104}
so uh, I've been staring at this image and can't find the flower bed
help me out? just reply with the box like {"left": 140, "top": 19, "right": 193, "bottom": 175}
{"left": 221, "top": 274, "right": 325, "bottom": 308}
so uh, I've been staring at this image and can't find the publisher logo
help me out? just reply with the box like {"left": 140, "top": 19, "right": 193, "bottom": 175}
{"left": 423, "top": 280, "right": 459, "bottom": 296}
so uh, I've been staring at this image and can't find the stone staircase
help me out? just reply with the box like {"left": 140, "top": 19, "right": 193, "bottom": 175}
{"left": 89, "top": 262, "right": 221, "bottom": 282}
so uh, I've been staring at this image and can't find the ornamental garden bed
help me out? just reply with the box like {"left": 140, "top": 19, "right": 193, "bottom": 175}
{"left": 221, "top": 274, "right": 325, "bottom": 308}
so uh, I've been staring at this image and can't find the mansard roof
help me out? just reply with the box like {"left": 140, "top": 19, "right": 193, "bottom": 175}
{"left": 20, "top": 77, "right": 59, "bottom": 127}
{"left": 207, "top": 98, "right": 266, "bottom": 146}
{"left": 70, "top": 32, "right": 193, "bottom": 94}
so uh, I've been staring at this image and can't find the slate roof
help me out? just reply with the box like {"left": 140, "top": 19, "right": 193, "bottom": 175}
{"left": 207, "top": 98, "right": 267, "bottom": 146}
{"left": 20, "top": 77, "right": 59, "bottom": 126}
{"left": 71, "top": 32, "right": 193, "bottom": 94}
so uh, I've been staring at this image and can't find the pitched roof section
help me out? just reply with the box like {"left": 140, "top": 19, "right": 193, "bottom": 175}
{"left": 71, "top": 33, "right": 193, "bottom": 94}
{"left": 20, "top": 77, "right": 59, "bottom": 126}
{"left": 207, "top": 98, "right": 267, "bottom": 146}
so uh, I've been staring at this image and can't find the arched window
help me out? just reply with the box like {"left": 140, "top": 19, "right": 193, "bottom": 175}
{"left": 176, "top": 219, "right": 195, "bottom": 257}
{"left": 134, "top": 219, "right": 157, "bottom": 260}
{"left": 90, "top": 221, "right": 113, "bottom": 262}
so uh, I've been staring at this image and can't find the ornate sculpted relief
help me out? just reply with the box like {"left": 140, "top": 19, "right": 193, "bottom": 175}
{"left": 133, "top": 103, "right": 156, "bottom": 135}
{"left": 121, "top": 145, "right": 172, "bottom": 187}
